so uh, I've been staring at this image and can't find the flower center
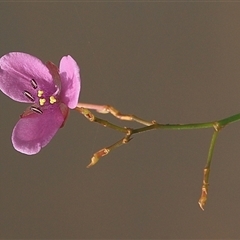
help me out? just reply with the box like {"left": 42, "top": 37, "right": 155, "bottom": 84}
{"left": 23, "top": 78, "right": 59, "bottom": 114}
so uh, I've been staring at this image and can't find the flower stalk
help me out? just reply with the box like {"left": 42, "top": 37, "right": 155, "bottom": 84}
{"left": 76, "top": 103, "right": 240, "bottom": 210}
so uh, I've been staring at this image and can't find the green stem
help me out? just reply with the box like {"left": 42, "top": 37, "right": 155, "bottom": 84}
{"left": 132, "top": 121, "right": 214, "bottom": 134}
{"left": 218, "top": 113, "right": 240, "bottom": 126}
{"left": 198, "top": 130, "right": 219, "bottom": 210}
{"left": 76, "top": 104, "right": 240, "bottom": 210}
{"left": 132, "top": 113, "right": 240, "bottom": 135}
{"left": 93, "top": 116, "right": 128, "bottom": 133}
{"left": 206, "top": 130, "right": 219, "bottom": 169}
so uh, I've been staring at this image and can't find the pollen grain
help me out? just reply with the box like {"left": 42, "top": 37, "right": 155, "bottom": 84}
{"left": 50, "top": 96, "right": 57, "bottom": 104}
{"left": 39, "top": 98, "right": 46, "bottom": 106}
{"left": 38, "top": 90, "right": 44, "bottom": 97}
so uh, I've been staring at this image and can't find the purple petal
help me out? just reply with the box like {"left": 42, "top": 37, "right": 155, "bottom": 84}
{"left": 12, "top": 105, "right": 64, "bottom": 155}
{"left": 0, "top": 52, "right": 56, "bottom": 103}
{"left": 59, "top": 55, "right": 81, "bottom": 109}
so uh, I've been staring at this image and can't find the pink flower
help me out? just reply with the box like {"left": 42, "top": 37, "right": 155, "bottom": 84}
{"left": 0, "top": 52, "right": 80, "bottom": 154}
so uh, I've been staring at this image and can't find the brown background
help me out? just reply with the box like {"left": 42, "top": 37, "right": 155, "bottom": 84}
{"left": 1, "top": 2, "right": 240, "bottom": 239}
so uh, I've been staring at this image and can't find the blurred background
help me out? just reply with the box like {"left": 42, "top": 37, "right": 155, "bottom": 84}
{"left": 1, "top": 2, "right": 240, "bottom": 239}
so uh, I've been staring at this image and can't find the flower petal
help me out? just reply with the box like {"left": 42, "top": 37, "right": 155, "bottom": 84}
{"left": 59, "top": 55, "right": 81, "bottom": 109}
{"left": 0, "top": 52, "right": 56, "bottom": 103}
{"left": 12, "top": 105, "right": 64, "bottom": 155}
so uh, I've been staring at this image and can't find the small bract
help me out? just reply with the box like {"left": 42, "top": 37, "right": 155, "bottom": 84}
{"left": 0, "top": 52, "right": 81, "bottom": 154}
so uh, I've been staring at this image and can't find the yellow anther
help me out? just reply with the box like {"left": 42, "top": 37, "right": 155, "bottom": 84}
{"left": 50, "top": 96, "right": 57, "bottom": 104}
{"left": 38, "top": 90, "right": 44, "bottom": 97}
{"left": 39, "top": 98, "right": 46, "bottom": 106}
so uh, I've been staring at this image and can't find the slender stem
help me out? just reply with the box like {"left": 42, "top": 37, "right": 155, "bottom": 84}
{"left": 77, "top": 103, "right": 240, "bottom": 132}
{"left": 75, "top": 106, "right": 128, "bottom": 133}
{"left": 130, "top": 113, "right": 240, "bottom": 135}
{"left": 218, "top": 113, "right": 240, "bottom": 126}
{"left": 198, "top": 130, "right": 219, "bottom": 210}
{"left": 76, "top": 103, "right": 153, "bottom": 125}
{"left": 93, "top": 116, "right": 128, "bottom": 133}
{"left": 206, "top": 130, "right": 219, "bottom": 169}
{"left": 132, "top": 121, "right": 215, "bottom": 134}
{"left": 86, "top": 133, "right": 132, "bottom": 168}
{"left": 75, "top": 103, "right": 240, "bottom": 210}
